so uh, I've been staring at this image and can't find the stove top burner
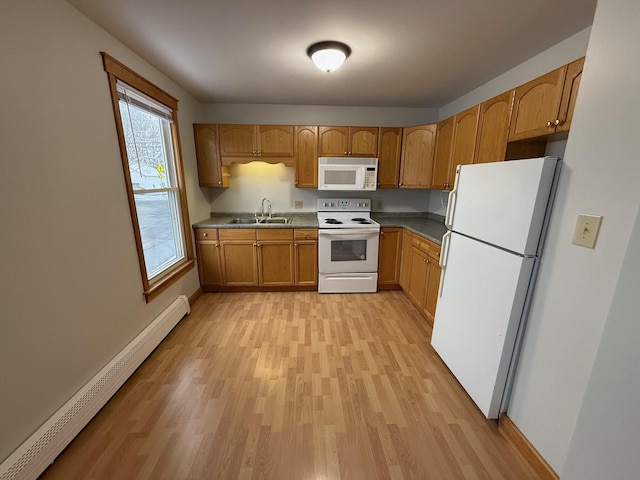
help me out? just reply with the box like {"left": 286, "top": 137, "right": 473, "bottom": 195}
{"left": 324, "top": 219, "right": 343, "bottom": 224}
{"left": 352, "top": 218, "right": 372, "bottom": 224}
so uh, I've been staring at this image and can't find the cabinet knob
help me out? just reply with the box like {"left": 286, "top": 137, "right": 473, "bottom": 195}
{"left": 253, "top": 243, "right": 258, "bottom": 247}
{"left": 202, "top": 233, "right": 208, "bottom": 237}
{"left": 348, "top": 151, "right": 352, "bottom": 155}
{"left": 344, "top": 152, "right": 348, "bottom": 155}
{"left": 215, "top": 243, "right": 219, "bottom": 247}
{"left": 399, "top": 182, "right": 403, "bottom": 186}
{"left": 554, "top": 119, "right": 561, "bottom": 126}
{"left": 218, "top": 181, "right": 222, "bottom": 185}
{"left": 257, "top": 150, "right": 262, "bottom": 155}
{"left": 295, "top": 181, "right": 298, "bottom": 185}
{"left": 546, "top": 121, "right": 553, "bottom": 127}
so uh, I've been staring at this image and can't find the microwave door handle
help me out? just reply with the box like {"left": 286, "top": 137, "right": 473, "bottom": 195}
{"left": 361, "top": 169, "right": 366, "bottom": 189}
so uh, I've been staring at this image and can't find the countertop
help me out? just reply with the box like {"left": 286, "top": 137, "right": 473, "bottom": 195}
{"left": 193, "top": 212, "right": 447, "bottom": 245}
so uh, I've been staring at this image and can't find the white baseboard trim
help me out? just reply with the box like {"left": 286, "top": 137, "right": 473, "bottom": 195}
{"left": 0, "top": 295, "right": 190, "bottom": 480}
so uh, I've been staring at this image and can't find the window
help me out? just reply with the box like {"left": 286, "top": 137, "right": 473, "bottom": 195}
{"left": 102, "top": 53, "right": 194, "bottom": 302}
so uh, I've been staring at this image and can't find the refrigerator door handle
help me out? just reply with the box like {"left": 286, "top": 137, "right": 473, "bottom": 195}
{"left": 444, "top": 165, "right": 461, "bottom": 229}
{"left": 438, "top": 231, "right": 452, "bottom": 297}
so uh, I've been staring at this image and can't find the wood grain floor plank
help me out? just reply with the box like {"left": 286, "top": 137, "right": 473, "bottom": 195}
{"left": 39, "top": 291, "right": 536, "bottom": 480}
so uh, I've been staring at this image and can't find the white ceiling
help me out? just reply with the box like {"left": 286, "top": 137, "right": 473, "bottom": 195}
{"left": 66, "top": 0, "right": 597, "bottom": 108}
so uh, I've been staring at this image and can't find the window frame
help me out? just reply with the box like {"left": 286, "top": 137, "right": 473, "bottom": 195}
{"left": 102, "top": 52, "right": 195, "bottom": 302}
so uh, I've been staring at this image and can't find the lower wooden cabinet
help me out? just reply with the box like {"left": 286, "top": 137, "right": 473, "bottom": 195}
{"left": 195, "top": 228, "right": 223, "bottom": 286}
{"left": 257, "top": 229, "right": 294, "bottom": 286}
{"left": 399, "top": 230, "right": 442, "bottom": 325}
{"left": 195, "top": 227, "right": 316, "bottom": 290}
{"left": 219, "top": 229, "right": 259, "bottom": 286}
{"left": 294, "top": 229, "right": 318, "bottom": 286}
{"left": 378, "top": 227, "right": 402, "bottom": 287}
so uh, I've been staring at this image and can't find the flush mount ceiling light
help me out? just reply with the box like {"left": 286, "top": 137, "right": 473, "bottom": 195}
{"left": 306, "top": 41, "right": 352, "bottom": 72}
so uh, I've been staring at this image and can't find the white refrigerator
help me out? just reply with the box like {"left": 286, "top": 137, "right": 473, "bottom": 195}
{"left": 431, "top": 156, "right": 561, "bottom": 419}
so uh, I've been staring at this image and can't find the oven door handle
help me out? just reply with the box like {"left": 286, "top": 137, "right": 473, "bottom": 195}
{"left": 319, "top": 228, "right": 380, "bottom": 237}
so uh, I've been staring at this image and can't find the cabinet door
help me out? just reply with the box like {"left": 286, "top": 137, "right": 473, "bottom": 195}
{"left": 474, "top": 90, "right": 514, "bottom": 164}
{"left": 399, "top": 229, "right": 413, "bottom": 290}
{"left": 423, "top": 259, "right": 440, "bottom": 325}
{"left": 407, "top": 247, "right": 429, "bottom": 308}
{"left": 295, "top": 126, "right": 318, "bottom": 188}
{"left": 399, "top": 124, "right": 437, "bottom": 188}
{"left": 295, "top": 240, "right": 318, "bottom": 286}
{"left": 318, "top": 126, "right": 348, "bottom": 156}
{"left": 508, "top": 66, "right": 567, "bottom": 141}
{"left": 348, "top": 127, "right": 378, "bottom": 157}
{"left": 378, "top": 227, "right": 402, "bottom": 286}
{"left": 431, "top": 117, "right": 455, "bottom": 190}
{"left": 423, "top": 245, "right": 442, "bottom": 325}
{"left": 258, "top": 241, "right": 294, "bottom": 286}
{"left": 257, "top": 125, "right": 294, "bottom": 157}
{"left": 194, "top": 124, "right": 223, "bottom": 187}
{"left": 219, "top": 229, "right": 258, "bottom": 286}
{"left": 377, "top": 127, "right": 402, "bottom": 188}
{"left": 449, "top": 105, "right": 480, "bottom": 179}
{"left": 556, "top": 57, "right": 584, "bottom": 133}
{"left": 195, "top": 229, "right": 222, "bottom": 286}
{"left": 294, "top": 229, "right": 317, "bottom": 286}
{"left": 219, "top": 124, "right": 256, "bottom": 157}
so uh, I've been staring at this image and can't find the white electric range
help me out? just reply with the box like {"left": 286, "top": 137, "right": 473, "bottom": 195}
{"left": 317, "top": 198, "right": 381, "bottom": 293}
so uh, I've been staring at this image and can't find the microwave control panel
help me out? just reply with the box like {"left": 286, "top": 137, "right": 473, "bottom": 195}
{"left": 364, "top": 168, "right": 376, "bottom": 189}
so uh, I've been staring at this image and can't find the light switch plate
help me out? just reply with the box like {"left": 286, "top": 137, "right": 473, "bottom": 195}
{"left": 572, "top": 214, "right": 603, "bottom": 248}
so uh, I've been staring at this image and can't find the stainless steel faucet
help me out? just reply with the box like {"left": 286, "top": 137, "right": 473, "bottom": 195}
{"left": 261, "top": 197, "right": 272, "bottom": 217}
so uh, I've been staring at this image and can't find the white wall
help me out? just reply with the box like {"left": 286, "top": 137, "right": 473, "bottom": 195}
{"left": 0, "top": 0, "right": 209, "bottom": 462}
{"left": 507, "top": 0, "right": 640, "bottom": 472}
{"left": 199, "top": 103, "right": 437, "bottom": 127}
{"left": 439, "top": 28, "right": 591, "bottom": 120}
{"left": 562, "top": 204, "right": 640, "bottom": 479}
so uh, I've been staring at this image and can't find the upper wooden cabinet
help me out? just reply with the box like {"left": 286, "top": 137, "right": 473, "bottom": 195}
{"left": 449, "top": 105, "right": 480, "bottom": 175}
{"left": 377, "top": 127, "right": 402, "bottom": 188}
{"left": 555, "top": 57, "right": 584, "bottom": 134}
{"left": 509, "top": 57, "right": 584, "bottom": 141}
{"left": 219, "top": 124, "right": 295, "bottom": 165}
{"left": 294, "top": 125, "right": 318, "bottom": 188}
{"left": 431, "top": 117, "right": 455, "bottom": 190}
{"left": 399, "top": 124, "right": 437, "bottom": 188}
{"left": 194, "top": 124, "right": 224, "bottom": 187}
{"left": 318, "top": 126, "right": 378, "bottom": 157}
{"left": 431, "top": 106, "right": 478, "bottom": 190}
{"left": 474, "top": 90, "right": 514, "bottom": 164}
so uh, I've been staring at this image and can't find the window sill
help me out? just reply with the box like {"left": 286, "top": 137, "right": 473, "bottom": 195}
{"left": 144, "top": 258, "right": 196, "bottom": 303}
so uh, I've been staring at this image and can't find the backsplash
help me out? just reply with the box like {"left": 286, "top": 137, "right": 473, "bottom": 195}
{"left": 208, "top": 162, "right": 439, "bottom": 214}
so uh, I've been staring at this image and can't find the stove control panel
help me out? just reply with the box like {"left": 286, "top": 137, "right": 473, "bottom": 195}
{"left": 318, "top": 198, "right": 371, "bottom": 212}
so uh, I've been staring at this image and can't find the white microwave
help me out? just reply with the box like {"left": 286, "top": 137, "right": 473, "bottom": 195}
{"left": 318, "top": 157, "right": 378, "bottom": 191}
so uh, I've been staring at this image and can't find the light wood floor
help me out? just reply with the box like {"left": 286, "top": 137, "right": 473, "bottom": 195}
{"left": 40, "top": 291, "right": 535, "bottom": 479}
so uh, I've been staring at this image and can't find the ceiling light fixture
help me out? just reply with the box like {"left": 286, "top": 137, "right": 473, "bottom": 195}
{"left": 306, "top": 41, "right": 352, "bottom": 72}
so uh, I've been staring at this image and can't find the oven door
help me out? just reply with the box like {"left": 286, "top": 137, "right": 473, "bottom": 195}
{"left": 318, "top": 228, "right": 380, "bottom": 274}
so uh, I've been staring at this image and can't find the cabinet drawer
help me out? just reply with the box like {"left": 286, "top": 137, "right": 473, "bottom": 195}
{"left": 219, "top": 229, "right": 256, "bottom": 240}
{"left": 195, "top": 228, "right": 218, "bottom": 240}
{"left": 427, "top": 241, "right": 441, "bottom": 262}
{"left": 257, "top": 229, "right": 293, "bottom": 241}
{"left": 411, "top": 234, "right": 430, "bottom": 254}
{"left": 294, "top": 229, "right": 318, "bottom": 240}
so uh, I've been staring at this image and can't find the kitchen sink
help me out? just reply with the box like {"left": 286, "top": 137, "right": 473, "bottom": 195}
{"left": 258, "top": 217, "right": 292, "bottom": 224}
{"left": 226, "top": 217, "right": 292, "bottom": 224}
{"left": 228, "top": 217, "right": 260, "bottom": 224}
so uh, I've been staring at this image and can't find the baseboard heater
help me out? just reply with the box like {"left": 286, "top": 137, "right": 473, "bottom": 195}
{"left": 0, "top": 295, "right": 190, "bottom": 480}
